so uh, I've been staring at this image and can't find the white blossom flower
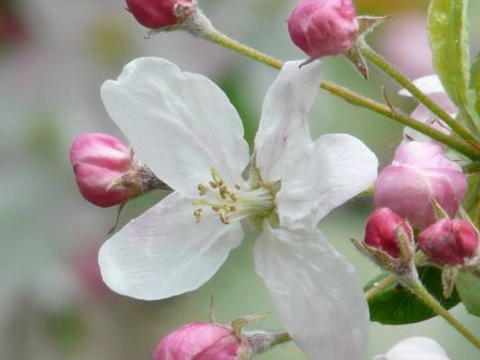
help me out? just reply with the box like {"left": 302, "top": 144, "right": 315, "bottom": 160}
{"left": 399, "top": 75, "right": 457, "bottom": 143}
{"left": 98, "top": 57, "right": 378, "bottom": 360}
{"left": 373, "top": 337, "right": 452, "bottom": 360}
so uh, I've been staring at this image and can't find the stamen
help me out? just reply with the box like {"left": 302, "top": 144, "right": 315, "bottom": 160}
{"left": 198, "top": 183, "right": 208, "bottom": 195}
{"left": 219, "top": 211, "right": 230, "bottom": 224}
{"left": 192, "top": 167, "right": 275, "bottom": 225}
{"left": 194, "top": 208, "right": 203, "bottom": 223}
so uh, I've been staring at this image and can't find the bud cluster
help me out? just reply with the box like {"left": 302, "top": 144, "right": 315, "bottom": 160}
{"left": 358, "top": 140, "right": 478, "bottom": 290}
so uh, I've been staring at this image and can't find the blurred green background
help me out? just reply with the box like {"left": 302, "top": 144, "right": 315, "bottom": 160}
{"left": 1, "top": 0, "right": 480, "bottom": 359}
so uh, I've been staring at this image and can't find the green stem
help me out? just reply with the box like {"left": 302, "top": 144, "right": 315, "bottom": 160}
{"left": 271, "top": 332, "right": 292, "bottom": 346}
{"left": 202, "top": 29, "right": 283, "bottom": 70}
{"left": 405, "top": 277, "right": 480, "bottom": 351}
{"left": 320, "top": 82, "right": 480, "bottom": 159}
{"left": 201, "top": 29, "right": 480, "bottom": 159}
{"left": 364, "top": 274, "right": 397, "bottom": 301}
{"left": 359, "top": 43, "right": 480, "bottom": 143}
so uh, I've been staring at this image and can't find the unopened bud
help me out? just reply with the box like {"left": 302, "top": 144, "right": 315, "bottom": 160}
{"left": 364, "top": 208, "right": 413, "bottom": 259}
{"left": 154, "top": 321, "right": 243, "bottom": 360}
{"left": 70, "top": 133, "right": 165, "bottom": 207}
{"left": 154, "top": 319, "right": 286, "bottom": 360}
{"left": 374, "top": 141, "right": 467, "bottom": 229}
{"left": 419, "top": 219, "right": 479, "bottom": 266}
{"left": 125, "top": 0, "right": 193, "bottom": 29}
{"left": 287, "top": 0, "right": 359, "bottom": 59}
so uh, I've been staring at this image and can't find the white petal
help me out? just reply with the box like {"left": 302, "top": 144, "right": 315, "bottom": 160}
{"left": 254, "top": 224, "right": 369, "bottom": 360}
{"left": 276, "top": 134, "right": 378, "bottom": 229}
{"left": 373, "top": 337, "right": 451, "bottom": 360}
{"left": 101, "top": 57, "right": 249, "bottom": 198}
{"left": 399, "top": 75, "right": 445, "bottom": 97}
{"left": 254, "top": 60, "right": 322, "bottom": 183}
{"left": 402, "top": 105, "right": 450, "bottom": 143}
{"left": 99, "top": 192, "right": 243, "bottom": 300}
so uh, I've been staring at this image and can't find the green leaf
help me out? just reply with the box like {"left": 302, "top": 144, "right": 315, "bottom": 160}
{"left": 455, "top": 270, "right": 480, "bottom": 317}
{"left": 428, "top": 0, "right": 470, "bottom": 109}
{"left": 470, "top": 53, "right": 480, "bottom": 115}
{"left": 469, "top": 52, "right": 480, "bottom": 89}
{"left": 462, "top": 173, "right": 480, "bottom": 224}
{"left": 365, "top": 267, "right": 461, "bottom": 324}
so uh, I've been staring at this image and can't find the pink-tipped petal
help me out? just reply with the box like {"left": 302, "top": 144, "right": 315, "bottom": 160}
{"left": 254, "top": 60, "right": 322, "bottom": 183}
{"left": 101, "top": 57, "right": 249, "bottom": 199}
{"left": 277, "top": 133, "right": 378, "bottom": 229}
{"left": 99, "top": 192, "right": 243, "bottom": 300}
{"left": 373, "top": 337, "right": 451, "bottom": 360}
{"left": 254, "top": 224, "right": 369, "bottom": 360}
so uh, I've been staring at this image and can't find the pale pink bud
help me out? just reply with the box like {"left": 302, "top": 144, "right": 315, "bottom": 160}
{"left": 287, "top": 0, "right": 359, "bottom": 59}
{"left": 399, "top": 75, "right": 457, "bottom": 143}
{"left": 364, "top": 208, "right": 412, "bottom": 259}
{"left": 374, "top": 142, "right": 467, "bottom": 229}
{"left": 126, "top": 0, "right": 193, "bottom": 29}
{"left": 419, "top": 219, "right": 479, "bottom": 266}
{"left": 154, "top": 322, "right": 244, "bottom": 360}
{"left": 70, "top": 133, "right": 148, "bottom": 207}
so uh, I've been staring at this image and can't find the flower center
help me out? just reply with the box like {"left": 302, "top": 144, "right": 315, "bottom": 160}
{"left": 192, "top": 167, "right": 275, "bottom": 225}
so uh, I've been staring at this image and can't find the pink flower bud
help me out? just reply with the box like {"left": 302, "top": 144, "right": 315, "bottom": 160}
{"left": 419, "top": 219, "right": 479, "bottom": 266}
{"left": 287, "top": 0, "right": 359, "bottom": 59}
{"left": 125, "top": 0, "right": 193, "bottom": 29}
{"left": 364, "top": 208, "right": 412, "bottom": 258}
{"left": 154, "top": 322, "right": 244, "bottom": 360}
{"left": 70, "top": 133, "right": 141, "bottom": 207}
{"left": 374, "top": 141, "right": 467, "bottom": 229}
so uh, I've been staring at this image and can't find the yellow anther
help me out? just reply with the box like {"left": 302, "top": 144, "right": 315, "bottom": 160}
{"left": 220, "top": 187, "right": 228, "bottom": 199}
{"left": 219, "top": 211, "right": 230, "bottom": 224}
{"left": 193, "top": 166, "right": 274, "bottom": 226}
{"left": 198, "top": 184, "right": 208, "bottom": 196}
{"left": 194, "top": 208, "right": 203, "bottom": 223}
